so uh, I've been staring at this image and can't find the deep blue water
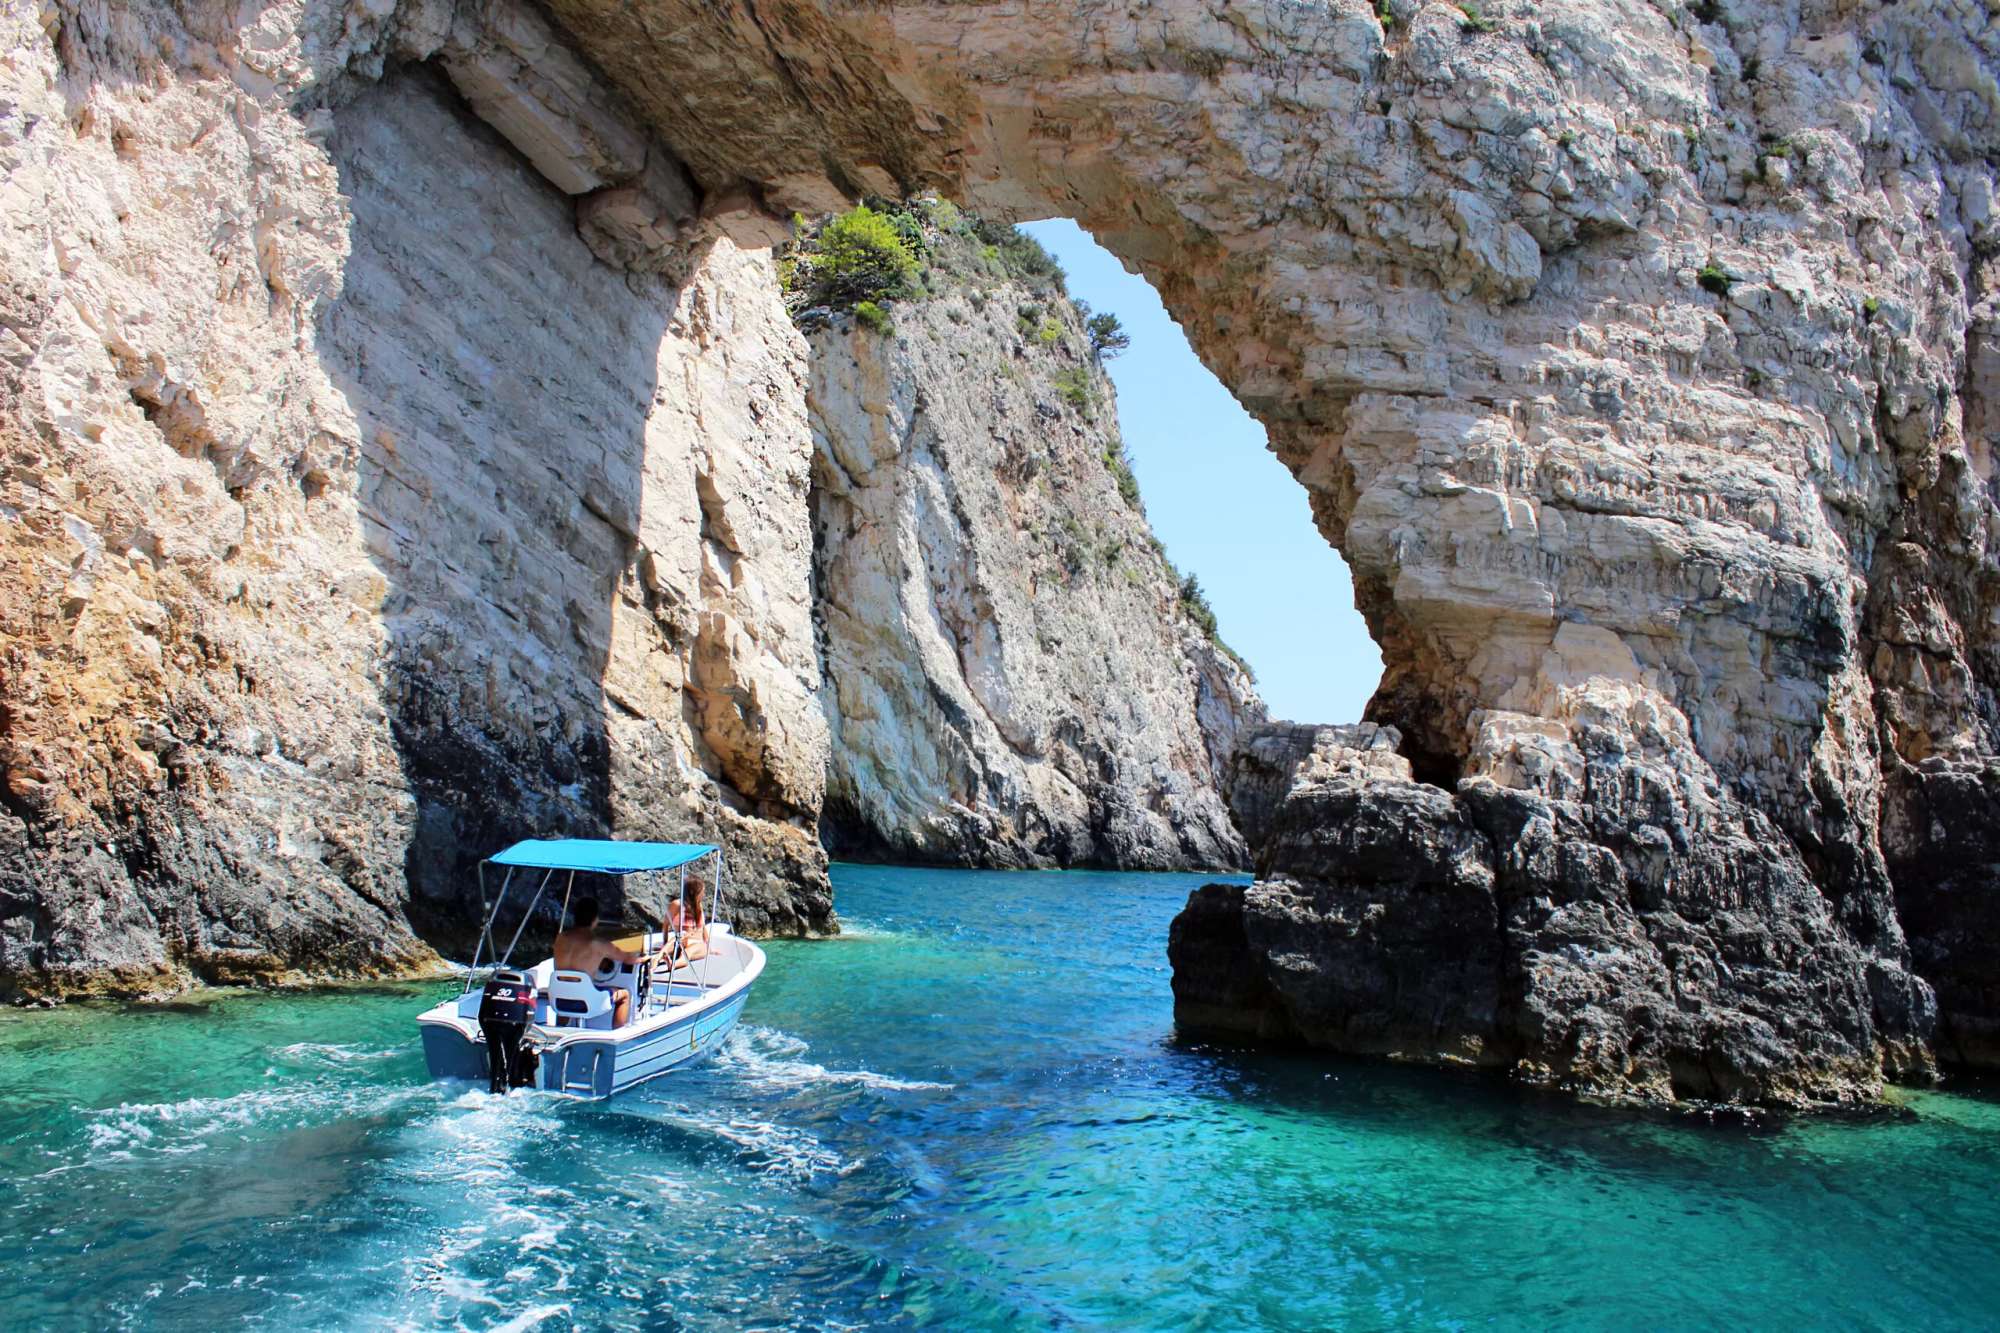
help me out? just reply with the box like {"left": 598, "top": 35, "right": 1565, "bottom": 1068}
{"left": 2, "top": 864, "right": 1997, "bottom": 1330}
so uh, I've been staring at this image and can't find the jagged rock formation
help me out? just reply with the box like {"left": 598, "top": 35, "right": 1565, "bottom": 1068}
{"left": 1173, "top": 721, "right": 1917, "bottom": 1106}
{"left": 803, "top": 210, "right": 1262, "bottom": 868}
{"left": 4, "top": 0, "right": 1998, "bottom": 1109}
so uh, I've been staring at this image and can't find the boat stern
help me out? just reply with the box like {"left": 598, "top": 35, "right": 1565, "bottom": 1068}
{"left": 417, "top": 1001, "right": 490, "bottom": 1084}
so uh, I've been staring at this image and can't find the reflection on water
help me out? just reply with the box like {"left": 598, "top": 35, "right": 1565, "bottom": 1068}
{"left": 3, "top": 864, "right": 1999, "bottom": 1330}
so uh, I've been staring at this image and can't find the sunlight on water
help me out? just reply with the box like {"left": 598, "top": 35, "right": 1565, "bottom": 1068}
{"left": 3, "top": 864, "right": 1998, "bottom": 1330}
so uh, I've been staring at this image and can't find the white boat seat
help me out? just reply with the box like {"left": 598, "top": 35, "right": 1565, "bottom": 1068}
{"left": 550, "top": 969, "right": 614, "bottom": 1029}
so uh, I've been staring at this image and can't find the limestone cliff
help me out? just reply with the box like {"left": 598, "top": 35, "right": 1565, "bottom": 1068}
{"left": 6, "top": 0, "right": 2000, "bottom": 1111}
{"left": 502, "top": 0, "right": 2000, "bottom": 1106}
{"left": 0, "top": 0, "right": 835, "bottom": 997}
{"left": 800, "top": 207, "right": 1262, "bottom": 869}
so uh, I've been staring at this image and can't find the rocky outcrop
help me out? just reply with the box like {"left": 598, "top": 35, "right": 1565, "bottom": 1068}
{"left": 1173, "top": 721, "right": 1928, "bottom": 1106}
{"left": 804, "top": 211, "right": 1262, "bottom": 869}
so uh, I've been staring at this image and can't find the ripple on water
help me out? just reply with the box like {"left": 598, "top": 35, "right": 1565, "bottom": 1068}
{"left": 79, "top": 1082, "right": 432, "bottom": 1162}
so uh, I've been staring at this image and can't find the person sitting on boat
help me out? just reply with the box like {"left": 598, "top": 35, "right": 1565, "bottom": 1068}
{"left": 659, "top": 877, "right": 711, "bottom": 966}
{"left": 553, "top": 899, "right": 640, "bottom": 1027}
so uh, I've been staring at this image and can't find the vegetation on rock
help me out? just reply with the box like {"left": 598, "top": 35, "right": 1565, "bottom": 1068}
{"left": 790, "top": 196, "right": 1251, "bottom": 677}
{"left": 1456, "top": 3, "right": 1495, "bottom": 32}
{"left": 1085, "top": 310, "right": 1130, "bottom": 360}
{"left": 791, "top": 203, "right": 920, "bottom": 310}
{"left": 1053, "top": 365, "right": 1096, "bottom": 413}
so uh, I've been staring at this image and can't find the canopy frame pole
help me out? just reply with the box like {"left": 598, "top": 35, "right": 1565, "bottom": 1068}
{"left": 672, "top": 864, "right": 688, "bottom": 1002}
{"left": 641, "top": 867, "right": 660, "bottom": 1015}
{"left": 464, "top": 863, "right": 515, "bottom": 993}
{"left": 699, "top": 848, "right": 722, "bottom": 992}
{"left": 556, "top": 868, "right": 578, "bottom": 939}
{"left": 499, "top": 867, "right": 557, "bottom": 967}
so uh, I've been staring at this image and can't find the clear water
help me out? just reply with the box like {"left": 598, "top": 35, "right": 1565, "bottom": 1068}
{"left": 4, "top": 865, "right": 1998, "bottom": 1331}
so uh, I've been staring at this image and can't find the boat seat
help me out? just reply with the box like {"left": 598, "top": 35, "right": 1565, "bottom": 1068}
{"left": 550, "top": 969, "right": 614, "bottom": 1030}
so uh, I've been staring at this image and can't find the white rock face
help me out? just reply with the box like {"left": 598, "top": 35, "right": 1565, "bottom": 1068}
{"left": 806, "top": 245, "right": 1262, "bottom": 869}
{"left": 0, "top": 0, "right": 832, "bottom": 994}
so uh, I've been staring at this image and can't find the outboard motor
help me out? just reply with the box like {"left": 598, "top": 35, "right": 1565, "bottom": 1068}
{"left": 477, "top": 969, "right": 539, "bottom": 1094}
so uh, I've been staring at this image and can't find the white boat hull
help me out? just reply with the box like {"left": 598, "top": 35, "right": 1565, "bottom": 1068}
{"left": 416, "top": 933, "right": 765, "bottom": 1099}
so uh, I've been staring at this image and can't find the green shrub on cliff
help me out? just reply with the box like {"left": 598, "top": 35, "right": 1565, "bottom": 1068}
{"left": 972, "top": 215, "right": 1066, "bottom": 292}
{"left": 1103, "top": 440, "right": 1142, "bottom": 509}
{"left": 1176, "top": 570, "right": 1254, "bottom": 677}
{"left": 1178, "top": 572, "right": 1219, "bottom": 637}
{"left": 853, "top": 300, "right": 893, "bottom": 334}
{"left": 1053, "top": 366, "right": 1096, "bottom": 413}
{"left": 810, "top": 204, "right": 920, "bottom": 308}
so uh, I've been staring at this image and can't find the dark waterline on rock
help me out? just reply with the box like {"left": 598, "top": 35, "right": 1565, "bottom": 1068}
{"left": 3, "top": 864, "right": 1997, "bottom": 1329}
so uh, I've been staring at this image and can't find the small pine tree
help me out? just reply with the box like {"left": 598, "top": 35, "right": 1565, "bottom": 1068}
{"left": 1087, "top": 312, "right": 1131, "bottom": 360}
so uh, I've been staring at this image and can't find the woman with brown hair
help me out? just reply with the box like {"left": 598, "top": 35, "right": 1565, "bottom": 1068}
{"left": 659, "top": 874, "right": 711, "bottom": 966}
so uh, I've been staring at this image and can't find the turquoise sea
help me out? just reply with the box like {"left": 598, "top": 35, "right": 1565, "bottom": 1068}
{"left": 3, "top": 864, "right": 1997, "bottom": 1330}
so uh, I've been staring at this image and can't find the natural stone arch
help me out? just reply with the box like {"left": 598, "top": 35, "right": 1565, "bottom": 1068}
{"left": 518, "top": 0, "right": 1997, "bottom": 1101}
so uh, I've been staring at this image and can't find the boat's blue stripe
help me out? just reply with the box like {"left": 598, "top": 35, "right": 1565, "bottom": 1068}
{"left": 609, "top": 997, "right": 747, "bottom": 1091}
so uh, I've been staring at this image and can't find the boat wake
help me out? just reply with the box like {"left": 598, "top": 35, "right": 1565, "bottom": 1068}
{"left": 81, "top": 1082, "right": 431, "bottom": 1160}
{"left": 273, "top": 1041, "right": 401, "bottom": 1067}
{"left": 718, "top": 1025, "right": 953, "bottom": 1094}
{"left": 706, "top": 1114, "right": 855, "bottom": 1180}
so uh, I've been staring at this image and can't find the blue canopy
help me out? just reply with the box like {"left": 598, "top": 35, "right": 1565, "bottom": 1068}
{"left": 485, "top": 839, "right": 719, "bottom": 875}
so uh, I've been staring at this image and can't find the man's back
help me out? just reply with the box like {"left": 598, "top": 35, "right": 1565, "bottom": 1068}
{"left": 552, "top": 926, "right": 609, "bottom": 976}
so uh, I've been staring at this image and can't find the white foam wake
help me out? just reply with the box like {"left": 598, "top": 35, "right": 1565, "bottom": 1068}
{"left": 84, "top": 1082, "right": 428, "bottom": 1158}
{"left": 706, "top": 1115, "right": 851, "bottom": 1180}
{"left": 273, "top": 1041, "right": 400, "bottom": 1066}
{"left": 718, "top": 1026, "right": 953, "bottom": 1094}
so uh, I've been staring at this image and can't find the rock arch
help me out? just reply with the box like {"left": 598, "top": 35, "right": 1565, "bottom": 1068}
{"left": 527, "top": 0, "right": 1998, "bottom": 1103}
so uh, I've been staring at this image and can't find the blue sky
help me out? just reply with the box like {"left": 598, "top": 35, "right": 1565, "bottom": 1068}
{"left": 1021, "top": 219, "right": 1380, "bottom": 724}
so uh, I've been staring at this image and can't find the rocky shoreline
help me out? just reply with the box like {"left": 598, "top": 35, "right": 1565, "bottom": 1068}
{"left": 1170, "top": 723, "right": 1940, "bottom": 1109}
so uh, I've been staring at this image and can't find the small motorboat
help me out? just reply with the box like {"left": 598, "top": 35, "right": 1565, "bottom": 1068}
{"left": 415, "top": 838, "right": 765, "bottom": 1098}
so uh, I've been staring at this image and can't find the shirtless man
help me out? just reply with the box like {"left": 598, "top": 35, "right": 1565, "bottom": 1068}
{"left": 552, "top": 899, "right": 639, "bottom": 1027}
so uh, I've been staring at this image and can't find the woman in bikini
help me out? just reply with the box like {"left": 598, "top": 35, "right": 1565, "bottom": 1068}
{"left": 658, "top": 875, "right": 711, "bottom": 967}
